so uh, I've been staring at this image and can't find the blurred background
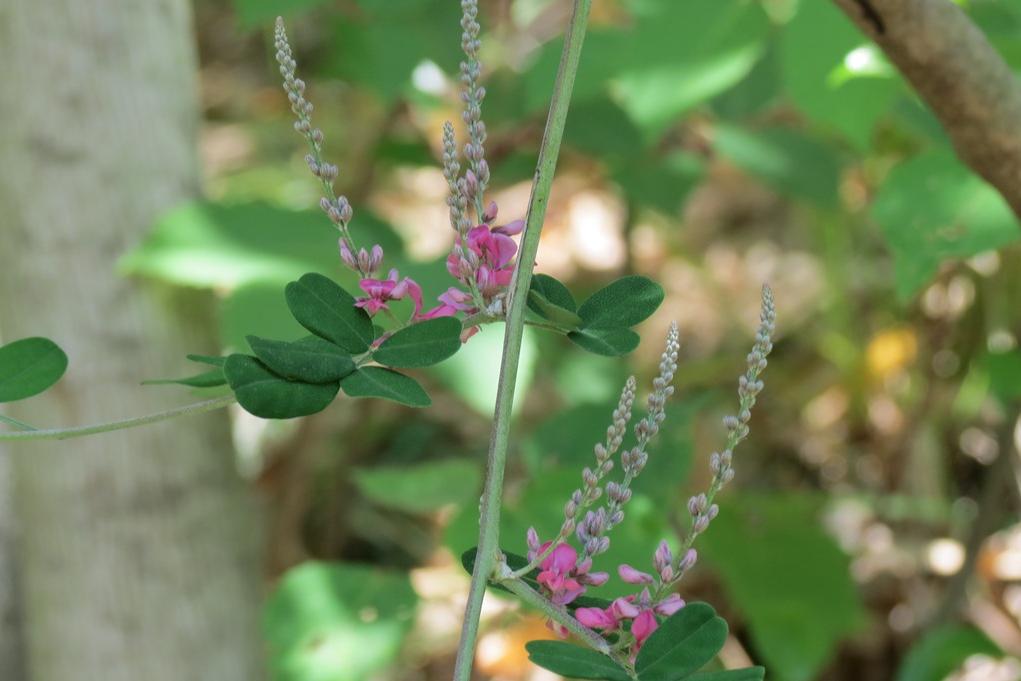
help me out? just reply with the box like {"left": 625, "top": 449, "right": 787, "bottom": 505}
{"left": 2, "top": 0, "right": 1021, "bottom": 680}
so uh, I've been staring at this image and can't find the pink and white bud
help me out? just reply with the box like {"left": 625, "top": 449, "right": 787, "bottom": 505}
{"left": 618, "top": 564, "right": 654, "bottom": 585}
{"left": 655, "top": 593, "right": 685, "bottom": 617}
{"left": 481, "top": 200, "right": 498, "bottom": 223}
{"left": 339, "top": 239, "right": 358, "bottom": 269}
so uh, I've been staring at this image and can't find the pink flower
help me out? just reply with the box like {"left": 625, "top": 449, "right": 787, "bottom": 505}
{"left": 417, "top": 287, "right": 474, "bottom": 321}
{"left": 631, "top": 610, "right": 659, "bottom": 654}
{"left": 576, "top": 607, "right": 617, "bottom": 629}
{"left": 355, "top": 269, "right": 423, "bottom": 318}
{"left": 467, "top": 225, "right": 517, "bottom": 270}
{"left": 537, "top": 544, "right": 584, "bottom": 605}
{"left": 619, "top": 564, "right": 655, "bottom": 585}
{"left": 492, "top": 219, "right": 525, "bottom": 236}
{"left": 655, "top": 593, "right": 685, "bottom": 616}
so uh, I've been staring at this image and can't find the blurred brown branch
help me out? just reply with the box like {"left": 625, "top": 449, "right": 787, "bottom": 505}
{"left": 833, "top": 0, "right": 1021, "bottom": 219}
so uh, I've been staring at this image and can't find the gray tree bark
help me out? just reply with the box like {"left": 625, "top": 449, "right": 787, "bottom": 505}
{"left": 0, "top": 2, "right": 265, "bottom": 680}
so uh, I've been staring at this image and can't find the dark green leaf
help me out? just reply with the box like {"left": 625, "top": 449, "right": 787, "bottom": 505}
{"left": 186, "top": 354, "right": 227, "bottom": 368}
{"left": 248, "top": 335, "right": 355, "bottom": 384}
{"left": 526, "top": 641, "right": 632, "bottom": 681}
{"left": 353, "top": 459, "right": 482, "bottom": 513}
{"left": 0, "top": 337, "right": 69, "bottom": 403}
{"left": 143, "top": 369, "right": 227, "bottom": 388}
{"left": 530, "top": 274, "right": 577, "bottom": 312}
{"left": 689, "top": 669, "right": 766, "bottom": 681}
{"left": 528, "top": 291, "right": 583, "bottom": 330}
{"left": 224, "top": 354, "right": 339, "bottom": 419}
{"left": 285, "top": 273, "right": 375, "bottom": 353}
{"left": 568, "top": 328, "right": 641, "bottom": 357}
{"left": 577, "top": 276, "right": 664, "bottom": 330}
{"left": 636, "top": 603, "right": 728, "bottom": 681}
{"left": 265, "top": 561, "right": 417, "bottom": 681}
{"left": 372, "top": 317, "right": 462, "bottom": 368}
{"left": 873, "top": 151, "right": 1019, "bottom": 300}
{"left": 340, "top": 367, "right": 430, "bottom": 407}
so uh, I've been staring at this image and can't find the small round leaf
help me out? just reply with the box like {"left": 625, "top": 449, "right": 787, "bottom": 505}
{"left": 373, "top": 318, "right": 462, "bottom": 368}
{"left": 577, "top": 275, "right": 664, "bottom": 329}
{"left": 0, "top": 337, "right": 69, "bottom": 403}
{"left": 224, "top": 354, "right": 339, "bottom": 419}
{"left": 248, "top": 335, "right": 355, "bottom": 383}
{"left": 568, "top": 327, "right": 640, "bottom": 356}
{"left": 285, "top": 273, "right": 374, "bottom": 353}
{"left": 340, "top": 367, "right": 430, "bottom": 407}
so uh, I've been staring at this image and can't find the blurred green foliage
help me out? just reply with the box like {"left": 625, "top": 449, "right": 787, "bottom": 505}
{"left": 136, "top": 0, "right": 1021, "bottom": 678}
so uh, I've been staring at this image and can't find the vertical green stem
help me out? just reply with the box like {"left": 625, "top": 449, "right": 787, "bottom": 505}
{"left": 451, "top": 2, "right": 592, "bottom": 679}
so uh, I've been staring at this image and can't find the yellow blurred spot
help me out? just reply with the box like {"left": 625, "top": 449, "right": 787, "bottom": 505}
{"left": 866, "top": 328, "right": 917, "bottom": 380}
{"left": 476, "top": 616, "right": 555, "bottom": 679}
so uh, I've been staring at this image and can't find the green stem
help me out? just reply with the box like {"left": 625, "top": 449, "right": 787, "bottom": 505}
{"left": 451, "top": 1, "right": 592, "bottom": 679}
{"left": 0, "top": 394, "right": 236, "bottom": 442}
{"left": 0, "top": 413, "right": 37, "bottom": 431}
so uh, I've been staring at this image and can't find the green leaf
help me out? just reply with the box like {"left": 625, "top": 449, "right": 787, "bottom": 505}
{"left": 689, "top": 669, "right": 766, "bottom": 681}
{"left": 568, "top": 328, "right": 641, "bottom": 357}
{"left": 285, "top": 273, "right": 375, "bottom": 353}
{"left": 700, "top": 494, "right": 866, "bottom": 681}
{"left": 873, "top": 151, "right": 1020, "bottom": 300}
{"left": 577, "top": 276, "right": 664, "bottom": 330}
{"left": 340, "top": 367, "right": 430, "bottom": 407}
{"left": 529, "top": 274, "right": 578, "bottom": 312}
{"left": 780, "top": 0, "right": 899, "bottom": 147}
{"left": 121, "top": 201, "right": 401, "bottom": 289}
{"left": 714, "top": 124, "right": 843, "bottom": 207}
{"left": 233, "top": 0, "right": 329, "bottom": 28}
{"left": 264, "top": 561, "right": 417, "bottom": 681}
{"left": 354, "top": 459, "right": 481, "bottom": 513}
{"left": 526, "top": 641, "right": 632, "bottom": 681}
{"left": 186, "top": 354, "right": 227, "bottom": 368}
{"left": 528, "top": 291, "right": 583, "bottom": 330}
{"left": 896, "top": 625, "right": 1000, "bottom": 681}
{"left": 0, "top": 337, "right": 69, "bottom": 403}
{"left": 143, "top": 369, "right": 227, "bottom": 388}
{"left": 372, "top": 318, "right": 462, "bottom": 368}
{"left": 224, "top": 354, "right": 339, "bottom": 419}
{"left": 247, "top": 335, "right": 355, "bottom": 384}
{"left": 636, "top": 602, "right": 728, "bottom": 681}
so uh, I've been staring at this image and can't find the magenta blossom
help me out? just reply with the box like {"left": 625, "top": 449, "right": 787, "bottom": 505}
{"left": 575, "top": 587, "right": 686, "bottom": 661}
{"left": 355, "top": 268, "right": 423, "bottom": 318}
{"left": 536, "top": 543, "right": 585, "bottom": 607}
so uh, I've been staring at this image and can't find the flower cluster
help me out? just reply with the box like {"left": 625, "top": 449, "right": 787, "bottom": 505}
{"left": 276, "top": 3, "right": 519, "bottom": 333}
{"left": 521, "top": 287, "right": 775, "bottom": 663}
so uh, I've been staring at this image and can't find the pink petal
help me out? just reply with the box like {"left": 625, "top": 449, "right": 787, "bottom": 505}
{"left": 493, "top": 219, "right": 524, "bottom": 236}
{"left": 490, "top": 232, "right": 518, "bottom": 268}
{"left": 582, "top": 571, "right": 609, "bottom": 587}
{"left": 576, "top": 607, "right": 617, "bottom": 630}
{"left": 544, "top": 543, "right": 578, "bottom": 574}
{"left": 655, "top": 594, "right": 685, "bottom": 617}
{"left": 631, "top": 610, "right": 659, "bottom": 644}
{"left": 618, "top": 564, "right": 654, "bottom": 585}
{"left": 610, "top": 597, "right": 640, "bottom": 620}
{"left": 403, "top": 277, "right": 423, "bottom": 315}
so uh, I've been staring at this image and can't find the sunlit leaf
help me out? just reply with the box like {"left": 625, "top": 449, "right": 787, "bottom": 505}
{"left": 872, "top": 152, "right": 1019, "bottom": 300}
{"left": 264, "top": 561, "right": 416, "bottom": 681}
{"left": 0, "top": 337, "right": 68, "bottom": 403}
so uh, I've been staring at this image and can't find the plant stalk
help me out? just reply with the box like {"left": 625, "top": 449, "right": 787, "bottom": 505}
{"left": 0, "top": 394, "right": 236, "bottom": 442}
{"left": 450, "top": 1, "right": 593, "bottom": 679}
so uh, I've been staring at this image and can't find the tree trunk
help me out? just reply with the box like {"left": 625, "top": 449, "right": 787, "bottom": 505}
{"left": 0, "top": 452, "right": 25, "bottom": 680}
{"left": 0, "top": 2, "right": 265, "bottom": 680}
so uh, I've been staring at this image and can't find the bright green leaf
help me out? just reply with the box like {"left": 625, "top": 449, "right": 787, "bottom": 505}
{"left": 873, "top": 152, "right": 1020, "bottom": 300}
{"left": 340, "top": 367, "right": 430, "bottom": 407}
{"left": 0, "top": 337, "right": 69, "bottom": 403}
{"left": 372, "top": 317, "right": 462, "bottom": 368}
{"left": 264, "top": 561, "right": 416, "bottom": 681}
{"left": 636, "top": 602, "right": 728, "bottom": 681}
{"left": 224, "top": 354, "right": 339, "bottom": 419}
{"left": 528, "top": 291, "right": 583, "bottom": 330}
{"left": 526, "top": 641, "right": 632, "bottom": 681}
{"left": 568, "top": 327, "right": 641, "bottom": 357}
{"left": 248, "top": 335, "right": 355, "bottom": 384}
{"left": 353, "top": 458, "right": 481, "bottom": 513}
{"left": 577, "top": 276, "right": 664, "bottom": 330}
{"left": 285, "top": 273, "right": 375, "bottom": 353}
{"left": 529, "top": 274, "right": 577, "bottom": 312}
